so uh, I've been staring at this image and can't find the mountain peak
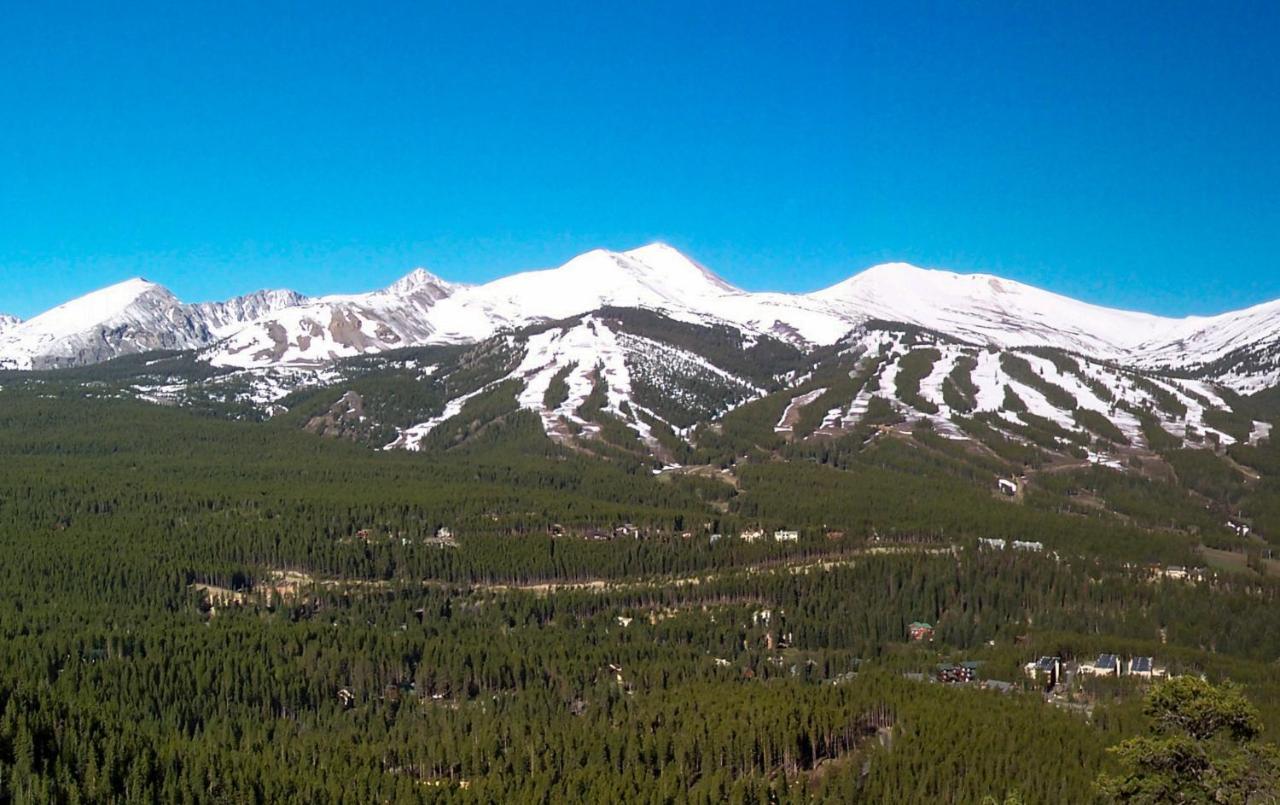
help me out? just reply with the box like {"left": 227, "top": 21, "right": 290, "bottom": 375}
{"left": 387, "top": 267, "right": 454, "bottom": 296}
{"left": 620, "top": 243, "right": 739, "bottom": 294}
{"left": 21, "top": 277, "right": 175, "bottom": 333}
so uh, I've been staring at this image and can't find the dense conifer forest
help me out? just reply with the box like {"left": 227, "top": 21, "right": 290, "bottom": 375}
{"left": 1, "top": 383, "right": 1279, "bottom": 802}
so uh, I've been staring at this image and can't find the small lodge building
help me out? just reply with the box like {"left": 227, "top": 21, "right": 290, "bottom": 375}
{"left": 739, "top": 528, "right": 765, "bottom": 543}
{"left": 773, "top": 529, "right": 800, "bottom": 543}
{"left": 979, "top": 538, "right": 1007, "bottom": 550}
{"left": 998, "top": 478, "right": 1018, "bottom": 496}
{"left": 1022, "top": 656, "right": 1062, "bottom": 688}
{"left": 1084, "top": 653, "right": 1121, "bottom": 677}
{"left": 1128, "top": 656, "right": 1165, "bottom": 679}
{"left": 1012, "top": 540, "right": 1044, "bottom": 552}
{"left": 908, "top": 621, "right": 934, "bottom": 642}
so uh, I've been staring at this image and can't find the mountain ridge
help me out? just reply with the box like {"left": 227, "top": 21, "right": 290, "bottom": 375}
{"left": 3, "top": 244, "right": 1279, "bottom": 393}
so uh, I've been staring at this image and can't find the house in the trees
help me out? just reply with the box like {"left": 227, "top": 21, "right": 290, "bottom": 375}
{"left": 979, "top": 538, "right": 1007, "bottom": 550}
{"left": 1022, "top": 656, "right": 1062, "bottom": 687}
{"left": 773, "top": 529, "right": 799, "bottom": 543}
{"left": 739, "top": 528, "right": 765, "bottom": 543}
{"left": 1128, "top": 656, "right": 1166, "bottom": 679}
{"left": 1012, "top": 540, "right": 1043, "bottom": 552}
{"left": 998, "top": 479, "right": 1018, "bottom": 496}
{"left": 937, "top": 664, "right": 975, "bottom": 684}
{"left": 1083, "top": 654, "right": 1121, "bottom": 676}
{"left": 908, "top": 621, "right": 934, "bottom": 642}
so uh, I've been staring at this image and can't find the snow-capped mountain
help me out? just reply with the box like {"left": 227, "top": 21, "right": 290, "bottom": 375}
{"left": 415, "top": 244, "right": 852, "bottom": 345}
{"left": 0, "top": 314, "right": 19, "bottom": 335}
{"left": 201, "top": 248, "right": 1280, "bottom": 392}
{"left": 808, "top": 263, "right": 1180, "bottom": 357}
{"left": 208, "top": 269, "right": 455, "bottom": 368}
{"left": 203, "top": 244, "right": 850, "bottom": 368}
{"left": 190, "top": 289, "right": 309, "bottom": 336}
{"left": 0, "top": 279, "right": 305, "bottom": 370}
{"left": 3, "top": 245, "right": 1279, "bottom": 396}
{"left": 808, "top": 264, "right": 1280, "bottom": 394}
{"left": 1129, "top": 298, "right": 1280, "bottom": 394}
{"left": 0, "top": 279, "right": 201, "bottom": 370}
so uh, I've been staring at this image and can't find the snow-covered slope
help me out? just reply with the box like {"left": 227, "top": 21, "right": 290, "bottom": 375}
{"left": 0, "top": 279, "right": 309, "bottom": 370}
{"left": 387, "top": 313, "right": 761, "bottom": 455}
{"left": 4, "top": 246, "right": 1280, "bottom": 396}
{"left": 202, "top": 245, "right": 853, "bottom": 368}
{"left": 0, "top": 314, "right": 19, "bottom": 335}
{"left": 1129, "top": 298, "right": 1280, "bottom": 394}
{"left": 808, "top": 263, "right": 1280, "bottom": 394}
{"left": 207, "top": 269, "right": 456, "bottom": 368}
{"left": 192, "top": 289, "right": 309, "bottom": 336}
{"left": 808, "top": 263, "right": 1181, "bottom": 357}
{"left": 0, "top": 280, "right": 202, "bottom": 370}
{"left": 393, "top": 244, "right": 853, "bottom": 346}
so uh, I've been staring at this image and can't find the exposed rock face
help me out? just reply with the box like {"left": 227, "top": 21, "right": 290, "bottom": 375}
{"left": 189, "top": 290, "right": 308, "bottom": 335}
{"left": 304, "top": 391, "right": 367, "bottom": 439}
{"left": 0, "top": 280, "right": 308, "bottom": 370}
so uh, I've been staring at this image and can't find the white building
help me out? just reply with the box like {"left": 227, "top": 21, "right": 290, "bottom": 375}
{"left": 1128, "top": 657, "right": 1166, "bottom": 679}
{"left": 1023, "top": 656, "right": 1062, "bottom": 686}
{"left": 739, "top": 529, "right": 765, "bottom": 543}
{"left": 1082, "top": 654, "right": 1121, "bottom": 677}
{"left": 773, "top": 529, "right": 799, "bottom": 543}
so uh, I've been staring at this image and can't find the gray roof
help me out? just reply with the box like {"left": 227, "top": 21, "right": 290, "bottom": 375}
{"left": 1130, "top": 657, "right": 1153, "bottom": 673}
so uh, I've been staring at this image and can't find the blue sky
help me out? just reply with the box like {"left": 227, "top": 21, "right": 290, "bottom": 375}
{"left": 1, "top": 1, "right": 1278, "bottom": 319}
